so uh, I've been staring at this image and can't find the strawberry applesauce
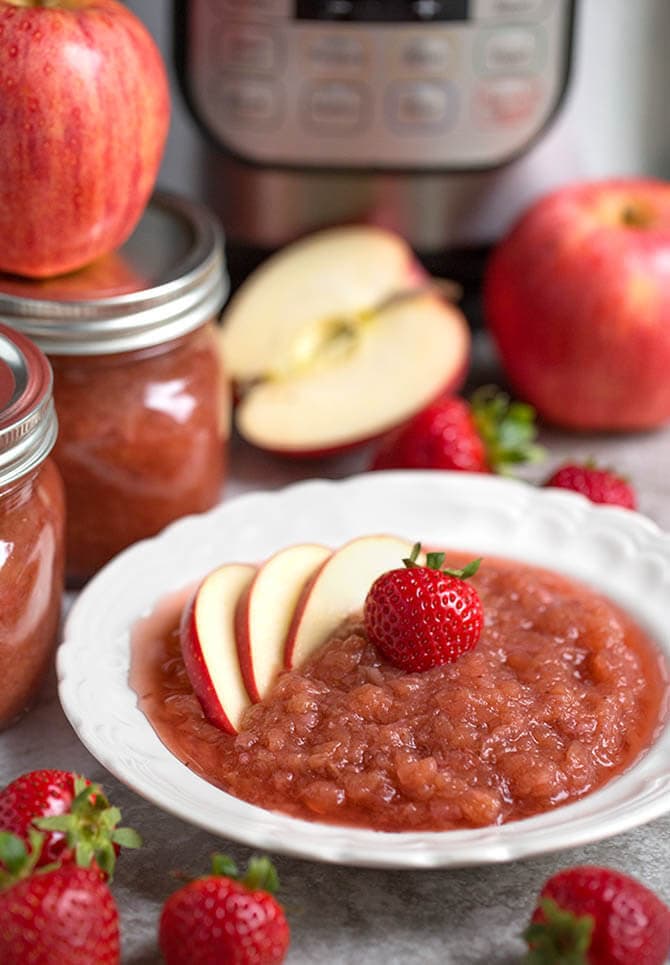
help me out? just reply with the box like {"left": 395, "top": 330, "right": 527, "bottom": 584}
{"left": 131, "top": 555, "right": 667, "bottom": 832}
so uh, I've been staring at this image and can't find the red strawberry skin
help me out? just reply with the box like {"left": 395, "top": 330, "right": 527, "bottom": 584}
{"left": 0, "top": 770, "right": 85, "bottom": 868}
{"left": 544, "top": 464, "right": 637, "bottom": 510}
{"left": 159, "top": 875, "right": 290, "bottom": 965}
{"left": 364, "top": 566, "right": 484, "bottom": 672}
{"left": 0, "top": 865, "right": 120, "bottom": 965}
{"left": 371, "top": 397, "right": 489, "bottom": 472}
{"left": 532, "top": 866, "right": 670, "bottom": 965}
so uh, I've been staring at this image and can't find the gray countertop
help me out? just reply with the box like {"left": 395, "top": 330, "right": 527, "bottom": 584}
{"left": 3, "top": 336, "right": 670, "bottom": 964}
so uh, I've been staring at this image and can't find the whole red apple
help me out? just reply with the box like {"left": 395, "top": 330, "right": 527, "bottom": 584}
{"left": 484, "top": 179, "right": 670, "bottom": 430}
{"left": 0, "top": 0, "right": 169, "bottom": 278}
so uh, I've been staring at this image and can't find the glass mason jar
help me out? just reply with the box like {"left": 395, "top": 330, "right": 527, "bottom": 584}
{"left": 0, "top": 193, "right": 229, "bottom": 586}
{"left": 0, "top": 325, "right": 65, "bottom": 729}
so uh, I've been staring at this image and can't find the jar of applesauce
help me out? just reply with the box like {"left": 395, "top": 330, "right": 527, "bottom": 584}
{"left": 0, "top": 193, "right": 229, "bottom": 586}
{"left": 0, "top": 325, "right": 65, "bottom": 728}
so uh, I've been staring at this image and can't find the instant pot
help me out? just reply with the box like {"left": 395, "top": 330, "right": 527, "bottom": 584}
{"left": 175, "top": 0, "right": 576, "bottom": 289}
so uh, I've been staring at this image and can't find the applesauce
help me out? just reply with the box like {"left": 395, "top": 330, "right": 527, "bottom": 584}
{"left": 0, "top": 326, "right": 65, "bottom": 729}
{"left": 0, "top": 193, "right": 229, "bottom": 584}
{"left": 131, "top": 555, "right": 667, "bottom": 832}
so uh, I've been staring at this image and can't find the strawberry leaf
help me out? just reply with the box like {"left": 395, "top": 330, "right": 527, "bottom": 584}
{"left": 425, "top": 551, "right": 446, "bottom": 570}
{"left": 111, "top": 827, "right": 142, "bottom": 849}
{"left": 442, "top": 558, "right": 482, "bottom": 580}
{"left": 522, "top": 898, "right": 593, "bottom": 965}
{"left": 470, "top": 386, "right": 546, "bottom": 474}
{"left": 401, "top": 543, "right": 422, "bottom": 568}
{"left": 0, "top": 832, "right": 29, "bottom": 875}
{"left": 209, "top": 853, "right": 281, "bottom": 894}
{"left": 0, "top": 830, "right": 44, "bottom": 890}
{"left": 35, "top": 815, "right": 77, "bottom": 833}
{"left": 211, "top": 854, "right": 239, "bottom": 879}
{"left": 243, "top": 856, "right": 280, "bottom": 894}
{"left": 76, "top": 840, "right": 94, "bottom": 869}
{"left": 36, "top": 780, "right": 140, "bottom": 880}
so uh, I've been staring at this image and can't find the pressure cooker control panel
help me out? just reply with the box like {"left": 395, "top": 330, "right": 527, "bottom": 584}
{"left": 181, "top": 0, "right": 575, "bottom": 170}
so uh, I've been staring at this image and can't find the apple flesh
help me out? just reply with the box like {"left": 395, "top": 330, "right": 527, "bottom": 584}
{"left": 0, "top": 0, "right": 169, "bottom": 278}
{"left": 285, "top": 534, "right": 421, "bottom": 670}
{"left": 180, "top": 563, "right": 256, "bottom": 735}
{"left": 219, "top": 226, "right": 470, "bottom": 456}
{"left": 485, "top": 178, "right": 670, "bottom": 430}
{"left": 235, "top": 543, "right": 331, "bottom": 702}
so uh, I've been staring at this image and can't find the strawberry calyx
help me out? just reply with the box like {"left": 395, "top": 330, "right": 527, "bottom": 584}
{"left": 470, "top": 385, "right": 545, "bottom": 474}
{"left": 33, "top": 776, "right": 141, "bottom": 881}
{"left": 522, "top": 898, "right": 594, "bottom": 965}
{"left": 0, "top": 829, "right": 53, "bottom": 890}
{"left": 402, "top": 542, "right": 482, "bottom": 580}
{"left": 210, "top": 854, "right": 280, "bottom": 894}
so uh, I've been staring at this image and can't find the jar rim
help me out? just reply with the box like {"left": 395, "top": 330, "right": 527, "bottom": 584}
{"left": 0, "top": 325, "right": 57, "bottom": 488}
{"left": 0, "top": 192, "right": 228, "bottom": 356}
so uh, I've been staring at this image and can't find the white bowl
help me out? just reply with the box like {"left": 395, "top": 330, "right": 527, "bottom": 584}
{"left": 57, "top": 471, "right": 670, "bottom": 869}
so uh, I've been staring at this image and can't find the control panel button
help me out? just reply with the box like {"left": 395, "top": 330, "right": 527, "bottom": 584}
{"left": 388, "top": 81, "right": 456, "bottom": 133}
{"left": 474, "top": 77, "right": 540, "bottom": 127}
{"left": 296, "top": 0, "right": 468, "bottom": 20}
{"left": 473, "top": 0, "right": 548, "bottom": 19}
{"left": 304, "top": 81, "right": 367, "bottom": 133}
{"left": 479, "top": 28, "right": 541, "bottom": 73}
{"left": 216, "top": 26, "right": 279, "bottom": 74}
{"left": 218, "top": 77, "right": 282, "bottom": 130}
{"left": 219, "top": 0, "right": 290, "bottom": 16}
{"left": 308, "top": 33, "right": 367, "bottom": 69}
{"left": 402, "top": 35, "right": 452, "bottom": 72}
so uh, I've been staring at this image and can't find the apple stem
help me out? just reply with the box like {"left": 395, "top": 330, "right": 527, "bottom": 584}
{"left": 621, "top": 204, "right": 652, "bottom": 229}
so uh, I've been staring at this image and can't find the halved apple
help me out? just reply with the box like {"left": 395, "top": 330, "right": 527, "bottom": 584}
{"left": 235, "top": 543, "right": 331, "bottom": 702}
{"left": 180, "top": 562, "right": 256, "bottom": 735}
{"left": 219, "top": 226, "right": 469, "bottom": 456}
{"left": 284, "top": 534, "right": 422, "bottom": 670}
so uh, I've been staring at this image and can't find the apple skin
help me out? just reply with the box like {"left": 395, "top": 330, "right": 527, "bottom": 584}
{"left": 484, "top": 179, "right": 670, "bottom": 431}
{"left": 0, "top": 0, "right": 169, "bottom": 278}
{"left": 180, "top": 589, "right": 238, "bottom": 734}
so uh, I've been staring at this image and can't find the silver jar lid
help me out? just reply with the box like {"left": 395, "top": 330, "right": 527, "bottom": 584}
{"left": 0, "top": 192, "right": 228, "bottom": 356}
{"left": 0, "top": 325, "right": 57, "bottom": 489}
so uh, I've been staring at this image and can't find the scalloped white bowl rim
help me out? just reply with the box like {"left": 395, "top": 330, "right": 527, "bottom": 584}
{"left": 58, "top": 471, "right": 670, "bottom": 869}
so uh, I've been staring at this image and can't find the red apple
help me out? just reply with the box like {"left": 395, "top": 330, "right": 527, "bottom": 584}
{"left": 220, "top": 226, "right": 470, "bottom": 456}
{"left": 484, "top": 179, "right": 670, "bottom": 430}
{"left": 0, "top": 0, "right": 169, "bottom": 278}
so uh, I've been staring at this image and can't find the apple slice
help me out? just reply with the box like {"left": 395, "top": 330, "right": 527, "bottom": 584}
{"left": 285, "top": 534, "right": 422, "bottom": 670}
{"left": 235, "top": 543, "right": 332, "bottom": 702}
{"left": 180, "top": 562, "right": 256, "bottom": 735}
{"left": 219, "top": 225, "right": 469, "bottom": 456}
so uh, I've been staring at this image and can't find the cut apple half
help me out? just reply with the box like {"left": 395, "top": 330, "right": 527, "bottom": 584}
{"left": 180, "top": 562, "right": 256, "bottom": 735}
{"left": 220, "top": 226, "right": 427, "bottom": 383}
{"left": 235, "top": 292, "right": 468, "bottom": 455}
{"left": 219, "top": 225, "right": 470, "bottom": 457}
{"left": 284, "top": 534, "right": 422, "bottom": 671}
{"left": 235, "top": 543, "right": 332, "bottom": 702}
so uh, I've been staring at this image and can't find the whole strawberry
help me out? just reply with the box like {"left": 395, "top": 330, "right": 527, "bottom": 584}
{"left": 364, "top": 544, "right": 484, "bottom": 672}
{"left": 0, "top": 830, "right": 120, "bottom": 964}
{"left": 523, "top": 865, "right": 670, "bottom": 965}
{"left": 544, "top": 462, "right": 637, "bottom": 510}
{"left": 159, "top": 854, "right": 290, "bottom": 965}
{"left": 0, "top": 769, "right": 141, "bottom": 877}
{"left": 371, "top": 387, "right": 544, "bottom": 473}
